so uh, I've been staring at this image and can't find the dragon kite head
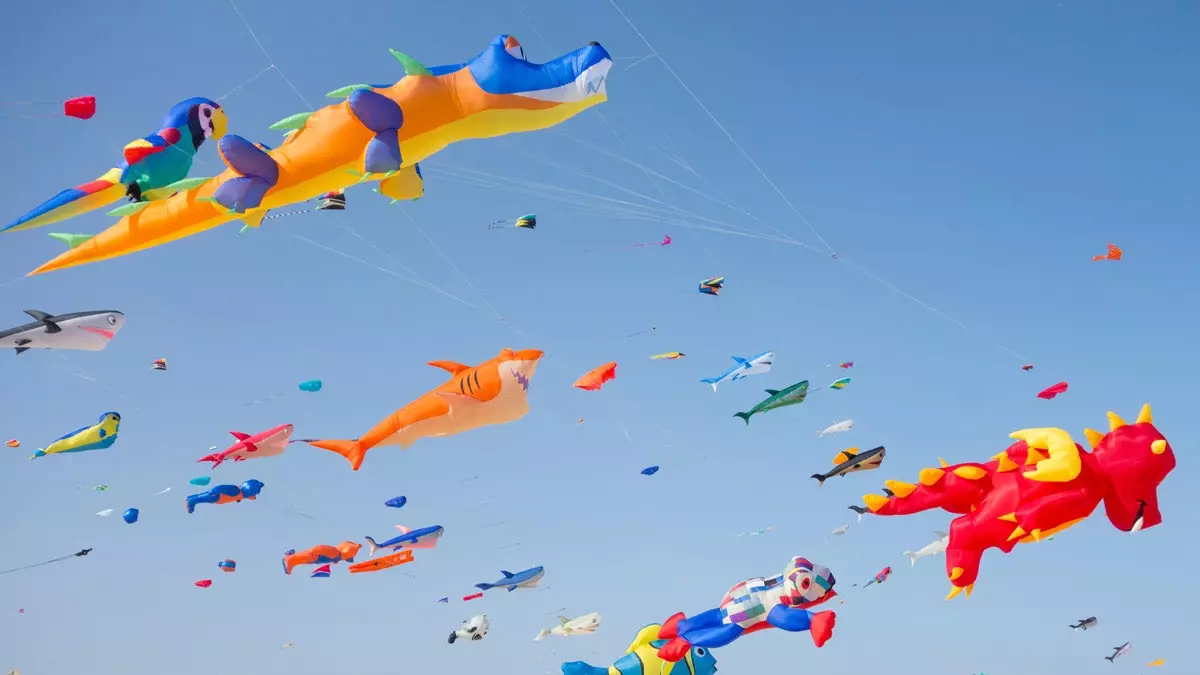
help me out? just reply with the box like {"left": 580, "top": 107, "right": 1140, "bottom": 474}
{"left": 1087, "top": 404, "right": 1176, "bottom": 533}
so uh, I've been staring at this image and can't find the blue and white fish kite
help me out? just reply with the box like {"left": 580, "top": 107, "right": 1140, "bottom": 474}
{"left": 699, "top": 351, "right": 774, "bottom": 392}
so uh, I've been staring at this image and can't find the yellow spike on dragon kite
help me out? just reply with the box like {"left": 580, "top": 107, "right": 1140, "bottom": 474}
{"left": 25, "top": 35, "right": 612, "bottom": 275}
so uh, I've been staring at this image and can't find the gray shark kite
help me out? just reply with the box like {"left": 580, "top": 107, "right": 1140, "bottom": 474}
{"left": 811, "top": 446, "right": 886, "bottom": 485}
{"left": 733, "top": 379, "right": 809, "bottom": 424}
{"left": 2, "top": 309, "right": 124, "bottom": 354}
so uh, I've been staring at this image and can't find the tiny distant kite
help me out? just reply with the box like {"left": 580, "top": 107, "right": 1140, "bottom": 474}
{"left": 828, "top": 377, "right": 850, "bottom": 390}
{"left": 698, "top": 276, "right": 724, "bottom": 296}
{"left": 641, "top": 466, "right": 659, "bottom": 476}
{"left": 463, "top": 592, "right": 484, "bottom": 601}
{"left": 48, "top": 233, "right": 93, "bottom": 249}
{"left": 738, "top": 527, "right": 772, "bottom": 537}
{"left": 651, "top": 352, "right": 685, "bottom": 360}
{"left": 0, "top": 548, "right": 92, "bottom": 577}
{"left": 816, "top": 420, "right": 853, "bottom": 437}
{"left": 0, "top": 95, "right": 94, "bottom": 120}
{"left": 630, "top": 234, "right": 671, "bottom": 248}
{"left": 1092, "top": 244, "right": 1122, "bottom": 262}
{"left": 298, "top": 380, "right": 322, "bottom": 392}
{"left": 385, "top": 495, "right": 407, "bottom": 509}
{"left": 1037, "top": 381, "right": 1069, "bottom": 400}
{"left": 903, "top": 531, "right": 949, "bottom": 566}
{"left": 574, "top": 362, "right": 617, "bottom": 391}
{"left": 151, "top": 358, "right": 167, "bottom": 371}
{"left": 318, "top": 191, "right": 345, "bottom": 210}
{"left": 96, "top": 509, "right": 113, "bottom": 517}
{"left": 93, "top": 484, "right": 109, "bottom": 491}
{"left": 218, "top": 559, "right": 237, "bottom": 573}
{"left": 1022, "top": 364, "right": 1034, "bottom": 371}
{"left": 5, "top": 439, "right": 17, "bottom": 448}
{"left": 829, "top": 525, "right": 849, "bottom": 537}
{"left": 490, "top": 213, "right": 536, "bottom": 230}
{"left": 1147, "top": 659, "right": 1165, "bottom": 667}
{"left": 1106, "top": 642, "right": 1131, "bottom": 662}
{"left": 310, "top": 564, "right": 332, "bottom": 578}
{"left": 627, "top": 326, "right": 657, "bottom": 338}
{"left": 811, "top": 446, "right": 885, "bottom": 485}
{"left": 194, "top": 579, "right": 212, "bottom": 588}
{"left": 30, "top": 412, "right": 121, "bottom": 459}
{"left": 122, "top": 508, "right": 138, "bottom": 524}
{"left": 189, "top": 476, "right": 211, "bottom": 486}
{"left": 1070, "top": 616, "right": 1098, "bottom": 631}
{"left": 855, "top": 567, "right": 892, "bottom": 588}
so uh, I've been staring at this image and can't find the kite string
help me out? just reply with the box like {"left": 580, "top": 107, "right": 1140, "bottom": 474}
{"left": 0, "top": 553, "right": 76, "bottom": 576}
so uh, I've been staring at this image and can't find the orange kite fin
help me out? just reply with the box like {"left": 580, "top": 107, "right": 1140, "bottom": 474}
{"left": 304, "top": 438, "right": 367, "bottom": 471}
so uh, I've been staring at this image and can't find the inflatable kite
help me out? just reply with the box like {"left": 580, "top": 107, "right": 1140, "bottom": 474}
{"left": 4, "top": 98, "right": 225, "bottom": 233}
{"left": 733, "top": 379, "right": 808, "bottom": 424}
{"left": 348, "top": 548, "right": 413, "bottom": 573}
{"left": 282, "top": 541, "right": 362, "bottom": 575}
{"left": 385, "top": 495, "right": 407, "bottom": 508}
{"left": 650, "top": 352, "right": 685, "bottom": 360}
{"left": 30, "top": 412, "right": 121, "bottom": 459}
{"left": 536, "top": 612, "right": 601, "bottom": 640}
{"left": 151, "top": 358, "right": 167, "bottom": 371}
{"left": 185, "top": 479, "right": 265, "bottom": 513}
{"left": 449, "top": 614, "right": 490, "bottom": 643}
{"left": 218, "top": 559, "right": 237, "bottom": 573}
{"left": 310, "top": 564, "right": 332, "bottom": 578}
{"left": 855, "top": 566, "right": 891, "bottom": 587}
{"left": 121, "top": 508, "right": 139, "bottom": 524}
{"left": 562, "top": 623, "right": 717, "bottom": 675}
{"left": 848, "top": 404, "right": 1176, "bottom": 598}
{"left": 489, "top": 213, "right": 536, "bottom": 230}
{"left": 197, "top": 423, "right": 294, "bottom": 468}
{"left": 6, "top": 439, "right": 19, "bottom": 448}
{"left": 194, "top": 579, "right": 212, "bottom": 588}
{"left": 574, "top": 362, "right": 616, "bottom": 391}
{"left": 1092, "top": 244, "right": 1122, "bottom": 261}
{"left": 28, "top": 35, "right": 612, "bottom": 275}
{"left": 1037, "top": 381, "right": 1069, "bottom": 399}
{"left": 298, "top": 379, "right": 322, "bottom": 392}
{"left": 698, "top": 277, "right": 724, "bottom": 296}
{"left": 653, "top": 556, "right": 838, "bottom": 662}
{"left": 0, "top": 95, "right": 94, "bottom": 121}
{"left": 3, "top": 309, "right": 124, "bottom": 354}
{"left": 301, "top": 348, "right": 542, "bottom": 471}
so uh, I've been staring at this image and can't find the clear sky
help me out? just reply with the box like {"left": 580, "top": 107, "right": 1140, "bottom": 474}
{"left": 1, "top": 1, "right": 1197, "bottom": 673}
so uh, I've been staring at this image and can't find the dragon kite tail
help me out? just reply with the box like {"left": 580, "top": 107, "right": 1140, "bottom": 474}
{"left": 849, "top": 460, "right": 994, "bottom": 518}
{"left": 3, "top": 168, "right": 125, "bottom": 233}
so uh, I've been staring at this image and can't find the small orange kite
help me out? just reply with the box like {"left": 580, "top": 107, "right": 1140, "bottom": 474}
{"left": 574, "top": 362, "right": 617, "bottom": 391}
{"left": 348, "top": 548, "right": 414, "bottom": 574}
{"left": 1092, "top": 244, "right": 1122, "bottom": 261}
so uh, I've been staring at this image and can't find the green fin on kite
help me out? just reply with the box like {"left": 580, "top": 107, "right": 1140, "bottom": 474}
{"left": 325, "top": 84, "right": 372, "bottom": 98}
{"left": 106, "top": 201, "right": 152, "bottom": 217}
{"left": 268, "top": 112, "right": 313, "bottom": 131}
{"left": 389, "top": 49, "right": 432, "bottom": 76}
{"left": 47, "top": 232, "right": 93, "bottom": 249}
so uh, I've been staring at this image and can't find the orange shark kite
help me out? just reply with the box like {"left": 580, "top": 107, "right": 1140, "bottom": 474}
{"left": 302, "top": 348, "right": 542, "bottom": 471}
{"left": 28, "top": 35, "right": 612, "bottom": 275}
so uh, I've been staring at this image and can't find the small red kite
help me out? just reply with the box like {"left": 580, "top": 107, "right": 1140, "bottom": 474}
{"left": 1037, "top": 381, "right": 1069, "bottom": 399}
{"left": 574, "top": 362, "right": 617, "bottom": 391}
{"left": 1091, "top": 244, "right": 1122, "bottom": 262}
{"left": 1021, "top": 364, "right": 1034, "bottom": 371}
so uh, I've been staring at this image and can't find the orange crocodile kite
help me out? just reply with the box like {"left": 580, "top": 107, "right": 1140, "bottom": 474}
{"left": 848, "top": 404, "right": 1175, "bottom": 599}
{"left": 28, "top": 35, "right": 612, "bottom": 275}
{"left": 301, "top": 348, "right": 543, "bottom": 471}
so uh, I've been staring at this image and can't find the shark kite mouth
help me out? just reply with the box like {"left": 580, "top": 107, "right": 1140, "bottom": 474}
{"left": 80, "top": 326, "right": 115, "bottom": 340}
{"left": 512, "top": 368, "right": 530, "bottom": 392}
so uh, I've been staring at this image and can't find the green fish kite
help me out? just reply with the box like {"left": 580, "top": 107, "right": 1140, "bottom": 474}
{"left": 734, "top": 380, "right": 809, "bottom": 425}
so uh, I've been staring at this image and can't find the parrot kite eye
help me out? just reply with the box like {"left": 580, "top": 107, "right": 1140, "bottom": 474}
{"left": 203, "top": 108, "right": 211, "bottom": 117}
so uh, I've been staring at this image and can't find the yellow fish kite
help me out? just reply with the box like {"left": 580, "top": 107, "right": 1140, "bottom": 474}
{"left": 31, "top": 412, "right": 121, "bottom": 459}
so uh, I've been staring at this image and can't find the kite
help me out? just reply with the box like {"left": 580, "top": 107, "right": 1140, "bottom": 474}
{"left": 121, "top": 508, "right": 138, "bottom": 524}
{"left": 817, "top": 420, "right": 853, "bottom": 436}
{"left": 653, "top": 557, "right": 838, "bottom": 662}
{"left": 298, "top": 380, "right": 322, "bottom": 392}
{"left": 626, "top": 326, "right": 656, "bottom": 337}
{"left": 348, "top": 548, "right": 414, "bottom": 574}
{"left": 828, "top": 377, "right": 850, "bottom": 390}
{"left": 737, "top": 527, "right": 771, "bottom": 537}
{"left": 1022, "top": 364, "right": 1034, "bottom": 371}
{"left": 630, "top": 234, "right": 670, "bottom": 248}
{"left": 197, "top": 423, "right": 294, "bottom": 468}
{"left": 238, "top": 190, "right": 354, "bottom": 233}
{"left": 829, "top": 525, "right": 849, "bottom": 537}
{"left": 310, "top": 564, "right": 332, "bottom": 578}
{"left": 536, "top": 612, "right": 601, "bottom": 640}
{"left": 0, "top": 548, "right": 92, "bottom": 577}
{"left": 698, "top": 276, "right": 724, "bottom": 296}
{"left": 0, "top": 95, "right": 94, "bottom": 120}
{"left": 1038, "top": 382, "right": 1069, "bottom": 399}
{"left": 93, "top": 484, "right": 109, "bottom": 491}
{"left": 561, "top": 623, "right": 718, "bottom": 675}
{"left": 96, "top": 510, "right": 113, "bottom": 517}
{"left": 1106, "top": 642, "right": 1131, "bottom": 662}
{"left": 733, "top": 379, "right": 809, "bottom": 424}
{"left": 385, "top": 496, "right": 407, "bottom": 509}
{"left": 48, "top": 233, "right": 93, "bottom": 249}
{"left": 450, "top": 614, "right": 490, "bottom": 643}
{"left": 1092, "top": 244, "right": 1122, "bottom": 262}
{"left": 641, "top": 466, "right": 659, "bottom": 476}
{"left": 1070, "top": 616, "right": 1098, "bottom": 631}
{"left": 463, "top": 592, "right": 484, "bottom": 601}
{"left": 2, "top": 309, "right": 124, "bottom": 354}
{"left": 282, "top": 541, "right": 362, "bottom": 574}
{"left": 855, "top": 567, "right": 891, "bottom": 587}
{"left": 848, "top": 404, "right": 1176, "bottom": 598}
{"left": 811, "top": 446, "right": 885, "bottom": 485}
{"left": 301, "top": 348, "right": 543, "bottom": 471}
{"left": 194, "top": 579, "right": 212, "bottom": 588}
{"left": 151, "top": 358, "right": 167, "bottom": 371}
{"left": 365, "top": 525, "right": 444, "bottom": 555}
{"left": 650, "top": 352, "right": 685, "bottom": 360}
{"left": 1147, "top": 658, "right": 1165, "bottom": 667}
{"left": 700, "top": 352, "right": 774, "bottom": 391}
{"left": 574, "top": 362, "right": 616, "bottom": 391}
{"left": 189, "top": 476, "right": 211, "bottom": 486}
{"left": 218, "top": 559, "right": 237, "bottom": 573}
{"left": 490, "top": 213, "right": 537, "bottom": 230}
{"left": 836, "top": 361, "right": 853, "bottom": 369}
{"left": 475, "top": 566, "right": 545, "bottom": 591}
{"left": 28, "top": 36, "right": 613, "bottom": 275}
{"left": 903, "top": 531, "right": 949, "bottom": 566}
{"left": 185, "top": 479, "right": 265, "bottom": 513}
{"left": 30, "top": 412, "right": 121, "bottom": 459}
{"left": 5, "top": 439, "right": 18, "bottom": 448}
{"left": 4, "top": 98, "right": 224, "bottom": 233}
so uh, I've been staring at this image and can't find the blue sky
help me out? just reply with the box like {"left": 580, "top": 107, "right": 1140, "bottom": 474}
{"left": 1, "top": 1, "right": 1197, "bottom": 673}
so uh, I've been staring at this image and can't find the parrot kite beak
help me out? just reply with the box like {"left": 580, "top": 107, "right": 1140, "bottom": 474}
{"left": 211, "top": 108, "right": 229, "bottom": 141}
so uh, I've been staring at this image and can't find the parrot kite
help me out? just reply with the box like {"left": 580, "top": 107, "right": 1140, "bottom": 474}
{"left": 3, "top": 97, "right": 227, "bottom": 233}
